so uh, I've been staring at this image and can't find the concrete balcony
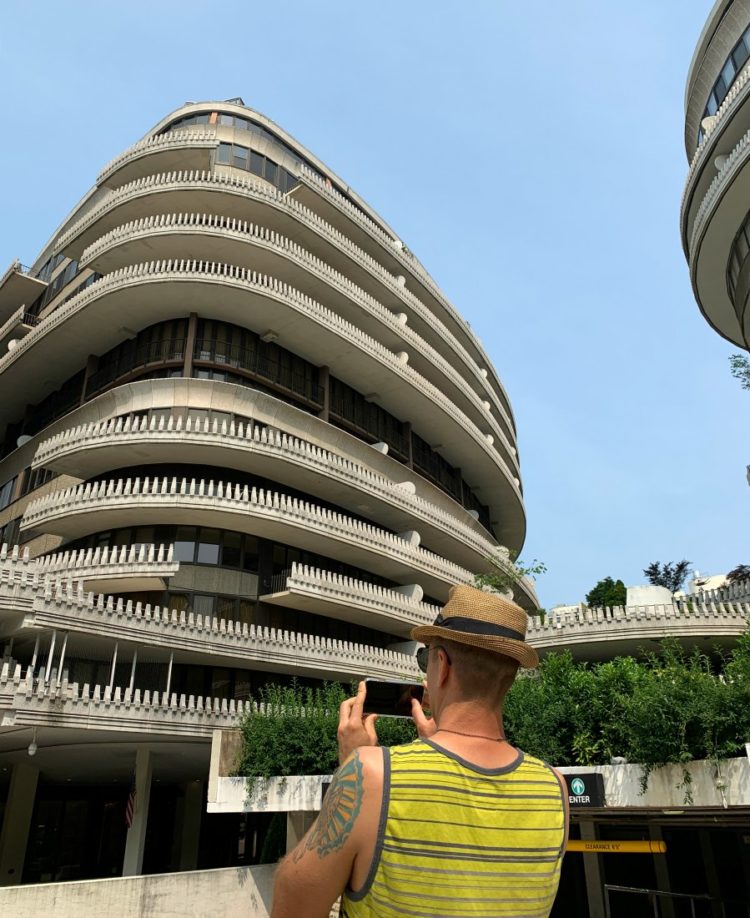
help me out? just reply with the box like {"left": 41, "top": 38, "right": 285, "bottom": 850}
{"left": 96, "top": 129, "right": 218, "bottom": 188}
{"left": 527, "top": 600, "right": 750, "bottom": 661}
{"left": 79, "top": 213, "right": 518, "bottom": 456}
{"left": 688, "top": 126, "right": 750, "bottom": 346}
{"left": 0, "top": 261, "right": 46, "bottom": 325}
{"left": 292, "top": 166, "right": 508, "bottom": 406}
{"left": 260, "top": 562, "right": 439, "bottom": 637}
{"left": 0, "top": 306, "right": 40, "bottom": 354}
{"left": 20, "top": 477, "right": 473, "bottom": 600}
{"left": 35, "top": 543, "right": 179, "bottom": 593}
{"left": 33, "top": 414, "right": 499, "bottom": 573}
{"left": 0, "top": 568, "right": 422, "bottom": 682}
{"left": 0, "top": 661, "right": 244, "bottom": 739}
{"left": 0, "top": 260, "right": 524, "bottom": 546}
{"left": 681, "top": 59, "right": 750, "bottom": 252}
{"left": 54, "top": 168, "right": 514, "bottom": 429}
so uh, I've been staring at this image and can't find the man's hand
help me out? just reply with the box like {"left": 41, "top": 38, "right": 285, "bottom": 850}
{"left": 337, "top": 681, "right": 379, "bottom": 764}
{"left": 411, "top": 682, "right": 438, "bottom": 738}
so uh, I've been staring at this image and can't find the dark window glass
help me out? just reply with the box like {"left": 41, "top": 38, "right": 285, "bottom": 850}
{"left": 170, "top": 593, "right": 190, "bottom": 613}
{"left": 195, "top": 114, "right": 210, "bottom": 125}
{"left": 219, "top": 114, "right": 234, "bottom": 126}
{"left": 174, "top": 527, "right": 196, "bottom": 563}
{"left": 732, "top": 39, "right": 749, "bottom": 72}
{"left": 714, "top": 75, "right": 727, "bottom": 101}
{"left": 706, "top": 93, "right": 718, "bottom": 116}
{"left": 197, "top": 529, "right": 221, "bottom": 564}
{"left": 211, "top": 668, "right": 232, "bottom": 699}
{"left": 250, "top": 151, "right": 264, "bottom": 177}
{"left": 722, "top": 58, "right": 736, "bottom": 89}
{"left": 264, "top": 159, "right": 278, "bottom": 184}
{"left": 222, "top": 532, "right": 242, "bottom": 568}
{"left": 242, "top": 536, "right": 260, "bottom": 572}
{"left": 272, "top": 544, "right": 286, "bottom": 575}
{"left": 238, "top": 600, "right": 255, "bottom": 625}
{"left": 193, "top": 594, "right": 215, "bottom": 616}
{"left": 236, "top": 118, "right": 251, "bottom": 131}
{"left": 217, "top": 596, "right": 237, "bottom": 621}
{"left": 216, "top": 143, "right": 231, "bottom": 164}
{"left": 232, "top": 146, "right": 248, "bottom": 169}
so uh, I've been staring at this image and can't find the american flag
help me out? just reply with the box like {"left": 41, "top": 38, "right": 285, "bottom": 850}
{"left": 125, "top": 773, "right": 136, "bottom": 828}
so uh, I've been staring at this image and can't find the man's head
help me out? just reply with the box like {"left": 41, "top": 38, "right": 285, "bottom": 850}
{"left": 411, "top": 584, "right": 537, "bottom": 717}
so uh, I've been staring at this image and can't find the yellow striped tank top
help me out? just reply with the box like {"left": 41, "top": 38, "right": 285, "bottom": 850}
{"left": 341, "top": 739, "right": 566, "bottom": 918}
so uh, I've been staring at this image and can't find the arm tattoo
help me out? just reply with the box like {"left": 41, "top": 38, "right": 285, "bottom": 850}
{"left": 292, "top": 751, "right": 364, "bottom": 862}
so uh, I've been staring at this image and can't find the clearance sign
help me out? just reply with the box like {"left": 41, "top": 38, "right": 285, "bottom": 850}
{"left": 567, "top": 840, "right": 667, "bottom": 855}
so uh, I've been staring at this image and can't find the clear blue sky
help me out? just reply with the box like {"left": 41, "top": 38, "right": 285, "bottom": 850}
{"left": 1, "top": 1, "right": 747, "bottom": 607}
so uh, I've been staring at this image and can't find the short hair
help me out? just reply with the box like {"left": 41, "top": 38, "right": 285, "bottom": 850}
{"left": 440, "top": 639, "right": 519, "bottom": 706}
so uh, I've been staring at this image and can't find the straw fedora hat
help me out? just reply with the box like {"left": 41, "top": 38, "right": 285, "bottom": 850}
{"left": 411, "top": 584, "right": 538, "bottom": 669}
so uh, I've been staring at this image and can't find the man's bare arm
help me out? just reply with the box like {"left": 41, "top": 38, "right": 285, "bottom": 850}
{"left": 272, "top": 748, "right": 380, "bottom": 918}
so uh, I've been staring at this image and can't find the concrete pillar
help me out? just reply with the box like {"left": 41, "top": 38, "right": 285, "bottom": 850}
{"left": 0, "top": 762, "right": 39, "bottom": 886}
{"left": 122, "top": 747, "right": 153, "bottom": 876}
{"left": 80, "top": 353, "right": 99, "bottom": 403}
{"left": 183, "top": 312, "right": 198, "bottom": 378}
{"left": 699, "top": 829, "right": 724, "bottom": 918}
{"left": 317, "top": 365, "right": 330, "bottom": 422}
{"left": 579, "top": 821, "right": 606, "bottom": 918}
{"left": 178, "top": 780, "right": 204, "bottom": 870}
{"left": 649, "top": 824, "right": 674, "bottom": 918}
{"left": 285, "top": 812, "right": 316, "bottom": 853}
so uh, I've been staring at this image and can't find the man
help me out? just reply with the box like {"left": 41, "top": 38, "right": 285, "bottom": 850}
{"left": 272, "top": 585, "right": 569, "bottom": 917}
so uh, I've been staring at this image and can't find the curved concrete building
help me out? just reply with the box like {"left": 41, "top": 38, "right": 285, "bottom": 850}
{"left": 683, "top": 0, "right": 750, "bottom": 347}
{"left": 0, "top": 99, "right": 533, "bottom": 883}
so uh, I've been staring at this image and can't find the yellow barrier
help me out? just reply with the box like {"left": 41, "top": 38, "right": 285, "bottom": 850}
{"left": 566, "top": 840, "right": 667, "bottom": 854}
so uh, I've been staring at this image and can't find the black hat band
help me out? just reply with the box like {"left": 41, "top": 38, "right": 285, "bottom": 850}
{"left": 433, "top": 614, "right": 525, "bottom": 643}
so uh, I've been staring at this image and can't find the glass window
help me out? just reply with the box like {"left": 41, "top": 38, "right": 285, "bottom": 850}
{"left": 219, "top": 114, "right": 234, "bottom": 126}
{"left": 242, "top": 535, "right": 260, "bottom": 572}
{"left": 174, "top": 527, "right": 196, "bottom": 563}
{"left": 211, "top": 667, "right": 232, "bottom": 699}
{"left": 732, "top": 39, "right": 749, "bottom": 72}
{"left": 250, "top": 151, "right": 264, "bottom": 177}
{"left": 197, "top": 529, "right": 221, "bottom": 564}
{"left": 722, "top": 58, "right": 736, "bottom": 90}
{"left": 216, "top": 143, "right": 231, "bottom": 164}
{"left": 232, "top": 146, "right": 249, "bottom": 169}
{"left": 0, "top": 477, "right": 17, "bottom": 511}
{"left": 236, "top": 118, "right": 251, "bottom": 131}
{"left": 264, "top": 159, "right": 278, "bottom": 184}
{"left": 195, "top": 113, "right": 210, "bottom": 125}
{"left": 170, "top": 593, "right": 190, "bottom": 613}
{"left": 193, "top": 594, "right": 215, "bottom": 616}
{"left": 706, "top": 93, "right": 719, "bottom": 116}
{"left": 222, "top": 532, "right": 242, "bottom": 568}
{"left": 714, "top": 75, "right": 727, "bottom": 102}
{"left": 238, "top": 599, "right": 255, "bottom": 625}
{"left": 216, "top": 596, "right": 236, "bottom": 621}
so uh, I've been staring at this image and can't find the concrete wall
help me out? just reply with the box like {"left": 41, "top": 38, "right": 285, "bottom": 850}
{"left": 0, "top": 864, "right": 276, "bottom": 918}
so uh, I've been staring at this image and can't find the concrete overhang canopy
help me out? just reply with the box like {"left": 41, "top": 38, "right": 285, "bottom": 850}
{"left": 0, "top": 261, "right": 46, "bottom": 324}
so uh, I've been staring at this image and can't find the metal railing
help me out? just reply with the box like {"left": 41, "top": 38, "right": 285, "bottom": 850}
{"left": 604, "top": 884, "right": 748, "bottom": 918}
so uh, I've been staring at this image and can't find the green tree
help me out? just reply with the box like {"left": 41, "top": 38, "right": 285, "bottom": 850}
{"left": 473, "top": 552, "right": 546, "bottom": 613}
{"left": 585, "top": 577, "right": 626, "bottom": 609}
{"left": 643, "top": 560, "right": 691, "bottom": 593}
{"left": 729, "top": 354, "right": 750, "bottom": 390}
{"left": 727, "top": 564, "right": 750, "bottom": 583}
{"left": 236, "top": 681, "right": 416, "bottom": 780}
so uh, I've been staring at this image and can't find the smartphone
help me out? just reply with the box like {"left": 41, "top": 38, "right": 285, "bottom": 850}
{"left": 363, "top": 678, "right": 425, "bottom": 717}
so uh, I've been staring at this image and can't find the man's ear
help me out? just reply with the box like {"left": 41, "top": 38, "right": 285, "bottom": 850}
{"left": 438, "top": 649, "right": 451, "bottom": 686}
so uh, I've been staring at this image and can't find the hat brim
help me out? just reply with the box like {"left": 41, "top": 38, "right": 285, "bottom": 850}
{"left": 410, "top": 624, "right": 539, "bottom": 669}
